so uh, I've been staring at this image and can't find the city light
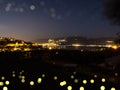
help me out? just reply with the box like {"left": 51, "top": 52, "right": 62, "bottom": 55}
{"left": 72, "top": 44, "right": 81, "bottom": 47}
{"left": 111, "top": 45, "right": 118, "bottom": 50}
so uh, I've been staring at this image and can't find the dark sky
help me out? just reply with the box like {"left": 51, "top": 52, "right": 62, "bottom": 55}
{"left": 0, "top": 0, "right": 119, "bottom": 41}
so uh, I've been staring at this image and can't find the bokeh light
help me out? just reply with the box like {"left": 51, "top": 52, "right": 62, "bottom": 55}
{"left": 90, "top": 79, "right": 94, "bottom": 84}
{"left": 5, "top": 81, "right": 10, "bottom": 85}
{"left": 60, "top": 81, "right": 67, "bottom": 86}
{"left": 79, "top": 86, "right": 84, "bottom": 90}
{"left": 3, "top": 86, "right": 8, "bottom": 90}
{"left": 67, "top": 85, "right": 72, "bottom": 90}
{"left": 83, "top": 80, "right": 87, "bottom": 84}
{"left": 100, "top": 86, "right": 105, "bottom": 90}
{"left": 30, "top": 81, "right": 34, "bottom": 86}
{"left": 37, "top": 78, "right": 42, "bottom": 84}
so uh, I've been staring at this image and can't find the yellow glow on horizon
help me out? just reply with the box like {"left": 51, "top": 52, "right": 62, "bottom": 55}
{"left": 111, "top": 45, "right": 118, "bottom": 50}
{"left": 72, "top": 44, "right": 80, "bottom": 47}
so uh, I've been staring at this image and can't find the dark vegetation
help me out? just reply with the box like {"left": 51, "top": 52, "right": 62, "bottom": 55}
{"left": 0, "top": 48, "right": 120, "bottom": 65}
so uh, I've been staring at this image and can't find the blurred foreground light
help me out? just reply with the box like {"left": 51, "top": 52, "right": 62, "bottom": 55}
{"left": 1, "top": 76, "right": 5, "bottom": 80}
{"left": 111, "top": 87, "right": 116, "bottom": 90}
{"left": 19, "top": 75, "right": 22, "bottom": 79}
{"left": 67, "top": 85, "right": 72, "bottom": 90}
{"left": 73, "top": 72, "right": 76, "bottom": 75}
{"left": 94, "top": 75, "right": 97, "bottom": 78}
{"left": 100, "top": 86, "right": 105, "bottom": 90}
{"left": 0, "top": 81, "right": 4, "bottom": 86}
{"left": 83, "top": 80, "right": 87, "bottom": 84}
{"left": 79, "top": 86, "right": 84, "bottom": 90}
{"left": 115, "top": 73, "right": 118, "bottom": 76}
{"left": 19, "top": 72, "right": 22, "bottom": 75}
{"left": 12, "top": 71, "right": 15, "bottom": 73}
{"left": 53, "top": 76, "right": 58, "bottom": 80}
{"left": 30, "top": 81, "right": 34, "bottom": 86}
{"left": 21, "top": 70, "right": 24, "bottom": 73}
{"left": 101, "top": 78, "right": 106, "bottom": 82}
{"left": 37, "top": 78, "right": 42, "bottom": 83}
{"left": 70, "top": 75, "right": 74, "bottom": 79}
{"left": 12, "top": 74, "right": 15, "bottom": 77}
{"left": 90, "top": 79, "right": 94, "bottom": 84}
{"left": 74, "top": 79, "right": 78, "bottom": 83}
{"left": 60, "top": 81, "right": 67, "bottom": 86}
{"left": 5, "top": 81, "right": 10, "bottom": 85}
{"left": 21, "top": 79, "right": 25, "bottom": 83}
{"left": 21, "top": 76, "right": 25, "bottom": 79}
{"left": 3, "top": 86, "right": 8, "bottom": 90}
{"left": 42, "top": 74, "right": 45, "bottom": 78}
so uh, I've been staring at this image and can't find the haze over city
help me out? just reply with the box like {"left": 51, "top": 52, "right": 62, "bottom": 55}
{"left": 0, "top": 0, "right": 120, "bottom": 41}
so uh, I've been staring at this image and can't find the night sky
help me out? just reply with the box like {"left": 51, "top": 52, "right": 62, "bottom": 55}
{"left": 0, "top": 0, "right": 119, "bottom": 41}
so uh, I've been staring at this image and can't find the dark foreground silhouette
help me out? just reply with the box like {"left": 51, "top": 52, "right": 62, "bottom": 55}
{"left": 0, "top": 49, "right": 120, "bottom": 90}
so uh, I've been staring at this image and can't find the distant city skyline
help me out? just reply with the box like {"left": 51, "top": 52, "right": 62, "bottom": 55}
{"left": 0, "top": 0, "right": 120, "bottom": 41}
